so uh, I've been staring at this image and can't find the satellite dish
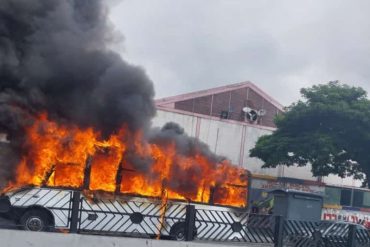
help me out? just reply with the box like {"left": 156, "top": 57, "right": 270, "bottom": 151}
{"left": 243, "top": 106, "right": 265, "bottom": 122}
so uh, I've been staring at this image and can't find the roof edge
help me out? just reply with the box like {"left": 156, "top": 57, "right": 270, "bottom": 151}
{"left": 155, "top": 81, "right": 284, "bottom": 111}
{"left": 156, "top": 106, "right": 277, "bottom": 132}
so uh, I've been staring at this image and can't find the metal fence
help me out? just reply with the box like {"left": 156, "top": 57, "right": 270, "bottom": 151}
{"left": 78, "top": 196, "right": 187, "bottom": 238}
{"left": 280, "top": 219, "right": 370, "bottom": 247}
{"left": 77, "top": 199, "right": 276, "bottom": 243}
{"left": 0, "top": 193, "right": 369, "bottom": 247}
{"left": 194, "top": 208, "right": 274, "bottom": 243}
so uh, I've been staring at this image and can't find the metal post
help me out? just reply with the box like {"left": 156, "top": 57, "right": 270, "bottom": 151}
{"left": 83, "top": 157, "right": 92, "bottom": 189}
{"left": 115, "top": 161, "right": 123, "bottom": 194}
{"left": 347, "top": 224, "right": 356, "bottom": 247}
{"left": 69, "top": 191, "right": 81, "bottom": 233}
{"left": 184, "top": 205, "right": 196, "bottom": 241}
{"left": 274, "top": 215, "right": 284, "bottom": 247}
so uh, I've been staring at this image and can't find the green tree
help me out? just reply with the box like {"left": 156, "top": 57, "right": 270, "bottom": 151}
{"left": 250, "top": 81, "right": 370, "bottom": 188}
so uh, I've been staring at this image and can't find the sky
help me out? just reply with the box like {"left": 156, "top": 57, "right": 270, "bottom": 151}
{"left": 109, "top": 0, "right": 370, "bottom": 106}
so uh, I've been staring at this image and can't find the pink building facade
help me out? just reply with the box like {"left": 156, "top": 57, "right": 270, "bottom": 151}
{"left": 152, "top": 81, "right": 370, "bottom": 228}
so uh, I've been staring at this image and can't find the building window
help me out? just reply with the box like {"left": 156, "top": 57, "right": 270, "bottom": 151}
{"left": 353, "top": 190, "right": 364, "bottom": 207}
{"left": 324, "top": 187, "right": 341, "bottom": 205}
{"left": 340, "top": 189, "right": 352, "bottom": 206}
{"left": 364, "top": 191, "right": 370, "bottom": 208}
{"left": 325, "top": 187, "right": 370, "bottom": 208}
{"left": 353, "top": 190, "right": 370, "bottom": 208}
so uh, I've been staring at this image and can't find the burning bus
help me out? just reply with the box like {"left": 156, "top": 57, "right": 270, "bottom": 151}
{"left": 0, "top": 0, "right": 251, "bottom": 241}
{"left": 0, "top": 177, "right": 249, "bottom": 240}
{"left": 0, "top": 114, "right": 250, "bottom": 240}
{"left": 0, "top": 166, "right": 249, "bottom": 240}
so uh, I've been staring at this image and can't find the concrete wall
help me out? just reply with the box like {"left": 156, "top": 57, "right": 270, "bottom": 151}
{"left": 0, "top": 229, "right": 271, "bottom": 247}
{"left": 152, "top": 109, "right": 362, "bottom": 187}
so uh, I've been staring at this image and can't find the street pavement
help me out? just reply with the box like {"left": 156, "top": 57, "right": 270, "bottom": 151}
{"left": 0, "top": 229, "right": 273, "bottom": 247}
{"left": 0, "top": 217, "right": 273, "bottom": 246}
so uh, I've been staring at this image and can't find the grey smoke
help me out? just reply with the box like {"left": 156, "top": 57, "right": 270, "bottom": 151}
{"left": 150, "top": 122, "right": 225, "bottom": 164}
{"left": 124, "top": 122, "right": 225, "bottom": 176}
{"left": 0, "top": 143, "right": 20, "bottom": 188}
{"left": 148, "top": 122, "right": 227, "bottom": 197}
{"left": 123, "top": 121, "right": 226, "bottom": 197}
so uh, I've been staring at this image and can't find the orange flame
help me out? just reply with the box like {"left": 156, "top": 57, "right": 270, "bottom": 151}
{"left": 6, "top": 113, "right": 249, "bottom": 208}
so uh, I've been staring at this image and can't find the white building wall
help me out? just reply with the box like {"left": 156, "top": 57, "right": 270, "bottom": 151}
{"left": 242, "top": 126, "right": 279, "bottom": 177}
{"left": 197, "top": 118, "right": 243, "bottom": 165}
{"left": 152, "top": 109, "right": 361, "bottom": 187}
{"left": 281, "top": 165, "right": 316, "bottom": 181}
{"left": 322, "top": 174, "right": 362, "bottom": 187}
{"left": 152, "top": 110, "right": 198, "bottom": 137}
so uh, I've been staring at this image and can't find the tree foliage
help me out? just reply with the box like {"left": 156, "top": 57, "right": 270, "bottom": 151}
{"left": 250, "top": 81, "right": 370, "bottom": 187}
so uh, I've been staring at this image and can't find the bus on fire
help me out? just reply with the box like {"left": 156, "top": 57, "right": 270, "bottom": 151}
{"left": 0, "top": 165, "right": 250, "bottom": 241}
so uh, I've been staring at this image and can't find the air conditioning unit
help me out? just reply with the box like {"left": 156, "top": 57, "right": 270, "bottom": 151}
{"left": 220, "top": 110, "right": 229, "bottom": 119}
{"left": 242, "top": 107, "right": 266, "bottom": 122}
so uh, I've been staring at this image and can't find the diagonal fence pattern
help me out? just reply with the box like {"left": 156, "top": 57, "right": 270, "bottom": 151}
{"left": 194, "top": 208, "right": 274, "bottom": 243}
{"left": 282, "top": 219, "right": 370, "bottom": 247}
{"left": 78, "top": 197, "right": 186, "bottom": 237}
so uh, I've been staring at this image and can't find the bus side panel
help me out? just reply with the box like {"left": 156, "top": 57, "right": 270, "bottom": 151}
{"left": 8, "top": 188, "right": 73, "bottom": 228}
{"left": 78, "top": 197, "right": 186, "bottom": 236}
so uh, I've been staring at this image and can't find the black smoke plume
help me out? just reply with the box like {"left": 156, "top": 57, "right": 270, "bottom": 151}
{"left": 0, "top": 0, "right": 155, "bottom": 184}
{"left": 0, "top": 0, "right": 230, "bottom": 190}
{"left": 0, "top": 0, "right": 155, "bottom": 137}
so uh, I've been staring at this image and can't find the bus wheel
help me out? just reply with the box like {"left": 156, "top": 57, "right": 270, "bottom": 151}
{"left": 20, "top": 210, "right": 51, "bottom": 232}
{"left": 170, "top": 223, "right": 186, "bottom": 241}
